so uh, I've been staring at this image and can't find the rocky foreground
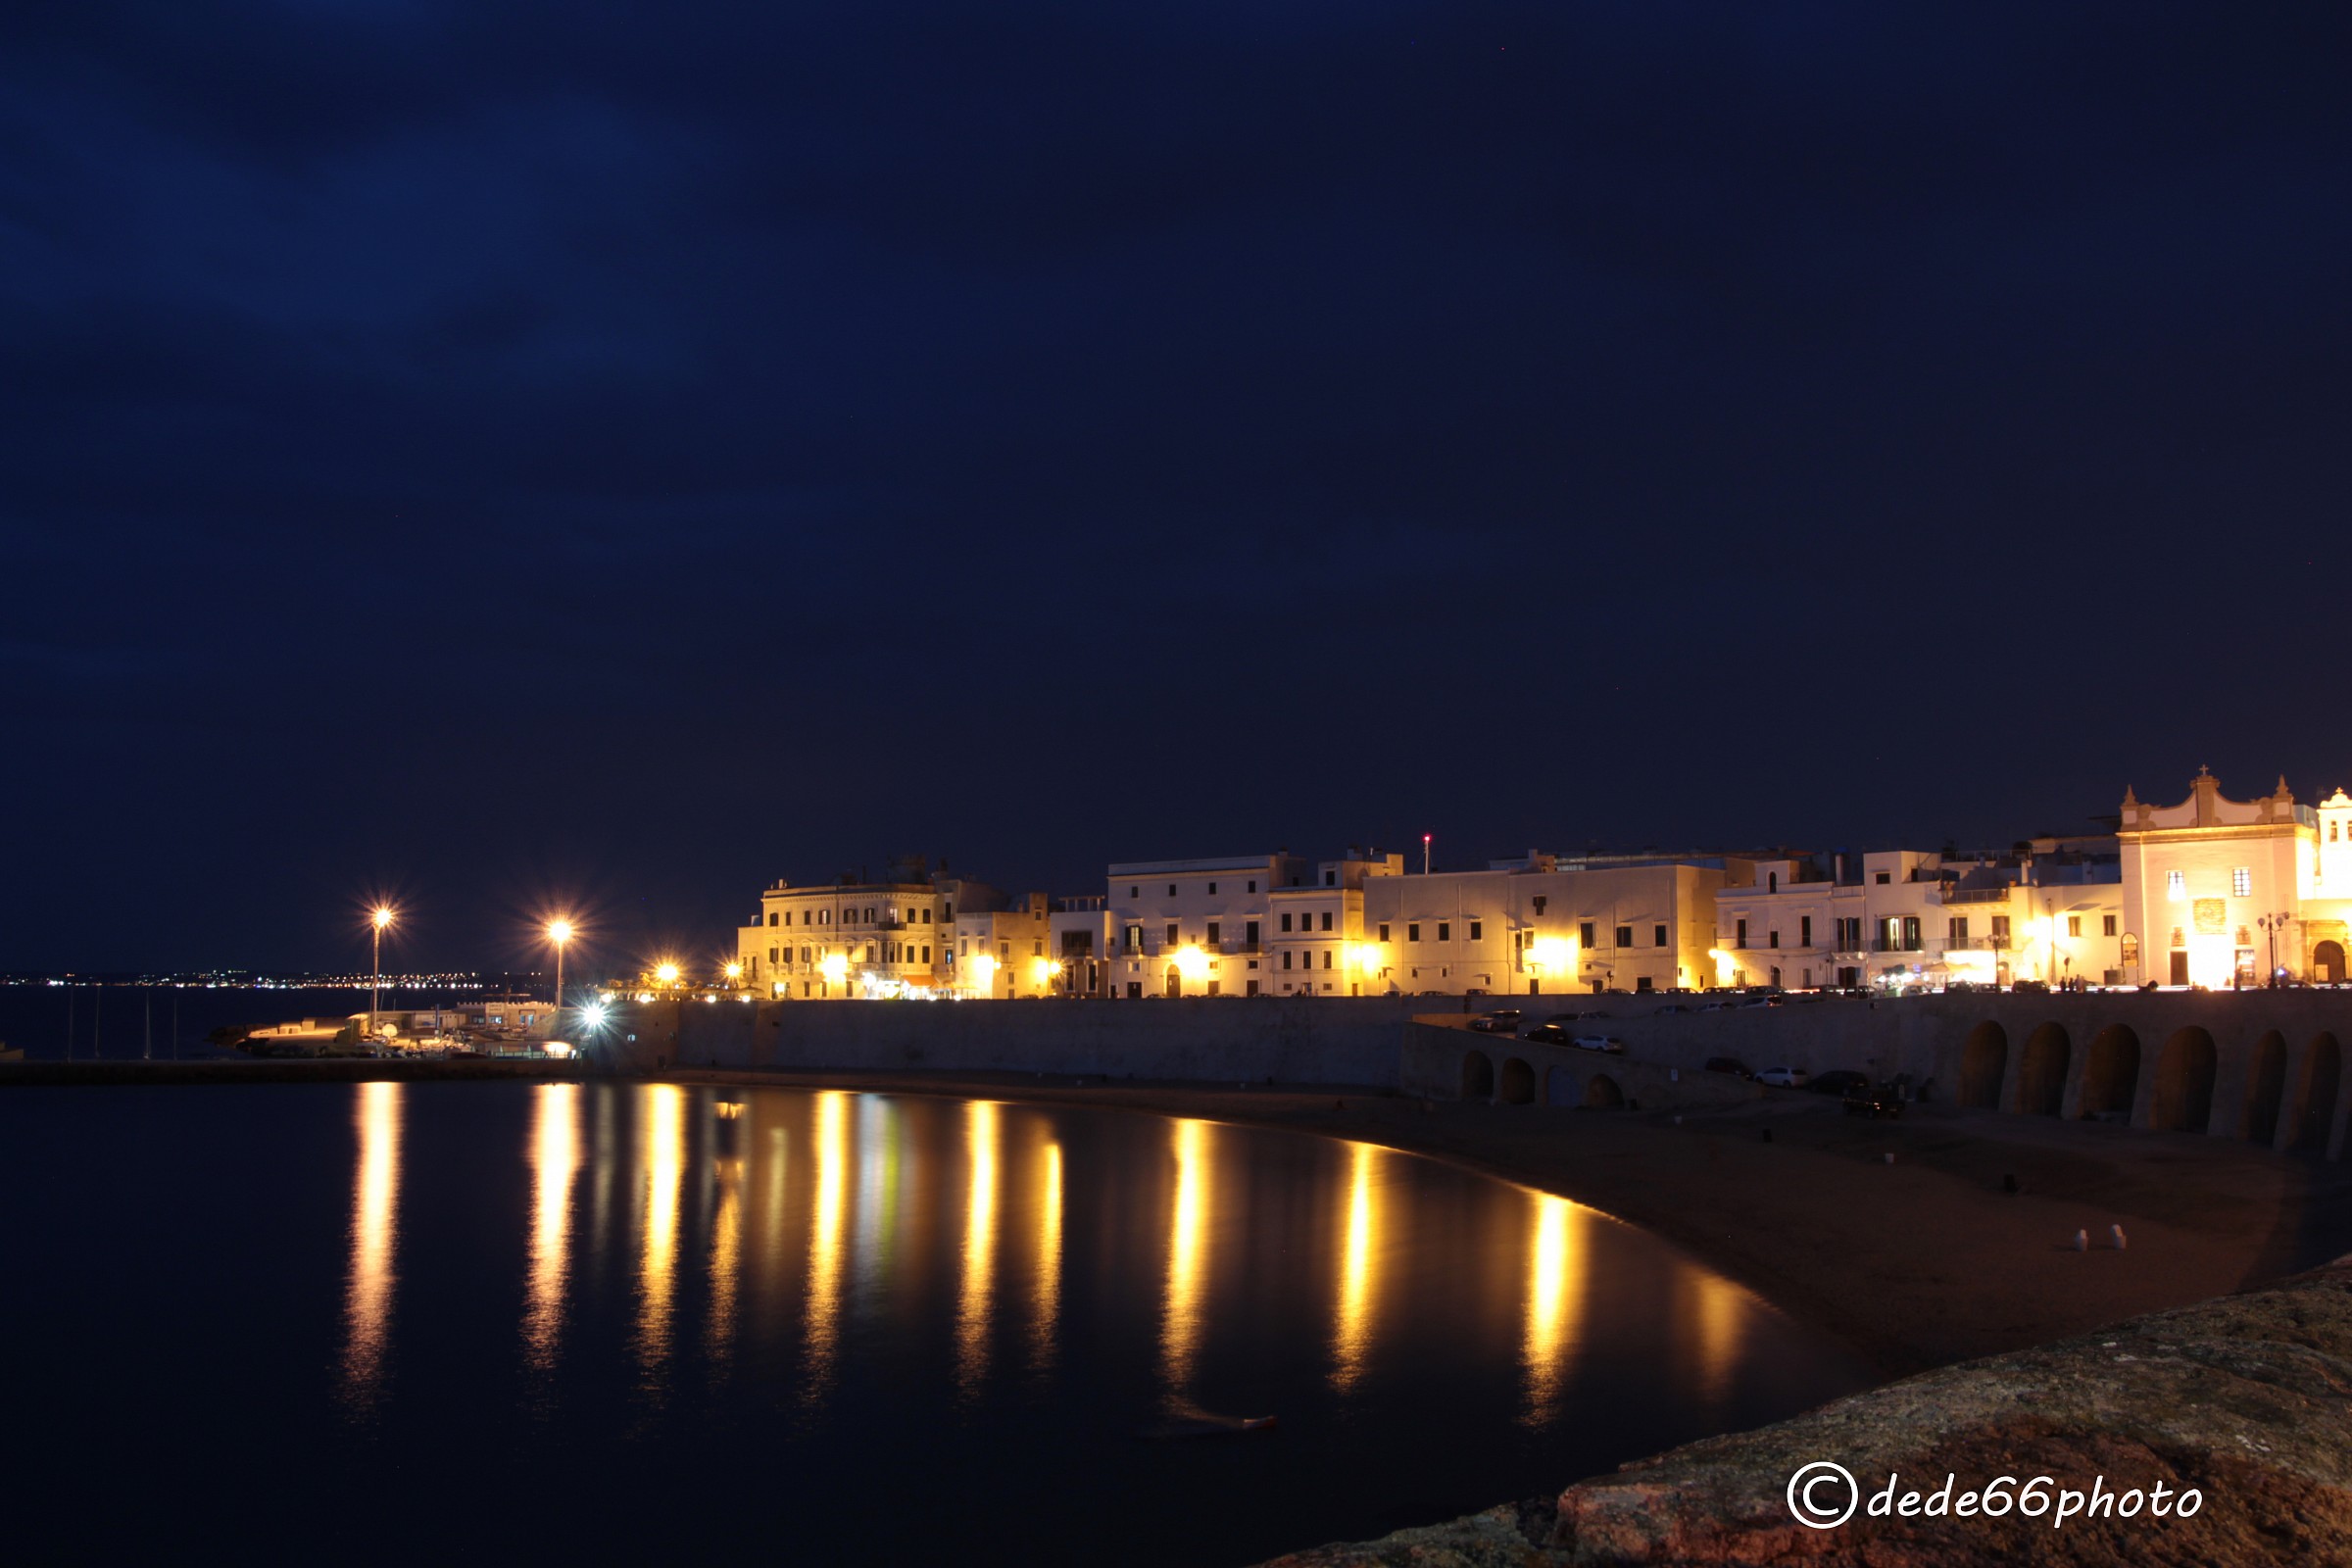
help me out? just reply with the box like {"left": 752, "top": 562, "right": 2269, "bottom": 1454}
{"left": 1264, "top": 1263, "right": 2352, "bottom": 1566}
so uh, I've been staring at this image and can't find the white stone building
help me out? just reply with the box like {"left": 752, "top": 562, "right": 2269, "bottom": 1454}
{"left": 2118, "top": 769, "right": 2352, "bottom": 987}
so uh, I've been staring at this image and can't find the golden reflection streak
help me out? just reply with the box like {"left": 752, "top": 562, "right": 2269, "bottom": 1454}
{"left": 1522, "top": 1192, "right": 1589, "bottom": 1427}
{"left": 522, "top": 1084, "right": 581, "bottom": 1372}
{"left": 340, "top": 1081, "right": 404, "bottom": 1407}
{"left": 635, "top": 1084, "right": 686, "bottom": 1378}
{"left": 1160, "top": 1118, "right": 1210, "bottom": 1395}
{"left": 955, "top": 1100, "right": 1002, "bottom": 1395}
{"left": 1030, "top": 1139, "right": 1062, "bottom": 1370}
{"left": 1331, "top": 1141, "right": 1380, "bottom": 1393}
{"left": 1686, "top": 1270, "right": 1746, "bottom": 1410}
{"left": 707, "top": 1149, "right": 744, "bottom": 1367}
{"left": 803, "top": 1089, "right": 850, "bottom": 1397}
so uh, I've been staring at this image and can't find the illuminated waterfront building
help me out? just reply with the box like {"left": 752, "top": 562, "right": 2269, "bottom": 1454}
{"left": 1106, "top": 853, "right": 1306, "bottom": 998}
{"left": 950, "top": 893, "right": 1057, "bottom": 999}
{"left": 2119, "top": 769, "right": 2352, "bottom": 987}
{"left": 737, "top": 857, "right": 1004, "bottom": 999}
{"left": 1713, "top": 845, "right": 2124, "bottom": 993}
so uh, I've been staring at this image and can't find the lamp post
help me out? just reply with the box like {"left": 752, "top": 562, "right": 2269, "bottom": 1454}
{"left": 547, "top": 919, "right": 574, "bottom": 1023}
{"left": 2258, "top": 911, "right": 2292, "bottom": 988}
{"left": 369, "top": 906, "right": 395, "bottom": 1040}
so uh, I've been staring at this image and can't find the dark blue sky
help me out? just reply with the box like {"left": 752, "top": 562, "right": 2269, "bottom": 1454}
{"left": 5, "top": 2, "right": 2347, "bottom": 975}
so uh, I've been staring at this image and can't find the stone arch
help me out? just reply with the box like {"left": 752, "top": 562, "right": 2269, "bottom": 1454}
{"left": 2017, "top": 1023, "right": 2071, "bottom": 1116}
{"left": 1544, "top": 1065, "right": 1579, "bottom": 1107}
{"left": 1460, "top": 1050, "right": 1494, "bottom": 1101}
{"left": 1499, "top": 1057, "right": 1536, "bottom": 1105}
{"left": 2240, "top": 1031, "right": 2288, "bottom": 1145}
{"left": 1584, "top": 1074, "right": 1625, "bottom": 1109}
{"left": 2151, "top": 1027, "right": 2219, "bottom": 1133}
{"left": 2081, "top": 1025, "right": 2140, "bottom": 1120}
{"left": 1957, "top": 1021, "right": 2007, "bottom": 1108}
{"left": 2289, "top": 1034, "right": 2343, "bottom": 1152}
{"left": 2315, "top": 941, "right": 2347, "bottom": 985}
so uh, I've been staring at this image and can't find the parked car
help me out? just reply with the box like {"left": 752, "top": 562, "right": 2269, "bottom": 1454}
{"left": 1755, "top": 1065, "right": 1810, "bottom": 1088}
{"left": 1468, "top": 1009, "right": 1524, "bottom": 1035}
{"left": 1806, "top": 1069, "right": 1872, "bottom": 1098}
{"left": 1571, "top": 1034, "right": 1625, "bottom": 1054}
{"left": 1652, "top": 1003, "right": 1691, "bottom": 1014}
{"left": 1525, "top": 1021, "right": 1570, "bottom": 1044}
{"left": 1843, "top": 1081, "right": 1905, "bottom": 1118}
{"left": 1702, "top": 1056, "right": 1752, "bottom": 1078}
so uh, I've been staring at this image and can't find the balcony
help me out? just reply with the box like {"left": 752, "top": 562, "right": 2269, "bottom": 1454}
{"left": 1870, "top": 938, "right": 1925, "bottom": 953}
{"left": 1940, "top": 887, "right": 2017, "bottom": 906}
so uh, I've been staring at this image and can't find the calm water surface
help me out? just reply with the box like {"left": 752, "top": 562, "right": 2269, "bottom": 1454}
{"left": 1, "top": 1084, "right": 1869, "bottom": 1564}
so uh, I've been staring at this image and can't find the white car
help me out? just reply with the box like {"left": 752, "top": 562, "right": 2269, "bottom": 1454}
{"left": 1571, "top": 1035, "right": 1625, "bottom": 1054}
{"left": 1755, "top": 1065, "right": 1810, "bottom": 1088}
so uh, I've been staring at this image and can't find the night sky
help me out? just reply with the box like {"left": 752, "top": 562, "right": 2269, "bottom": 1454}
{"left": 5, "top": 3, "right": 2347, "bottom": 975}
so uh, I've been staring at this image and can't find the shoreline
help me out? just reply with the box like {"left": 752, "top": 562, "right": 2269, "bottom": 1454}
{"left": 662, "top": 1064, "right": 2352, "bottom": 1380}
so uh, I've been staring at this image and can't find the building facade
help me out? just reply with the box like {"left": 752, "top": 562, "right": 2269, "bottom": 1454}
{"left": 2118, "top": 770, "right": 2352, "bottom": 987}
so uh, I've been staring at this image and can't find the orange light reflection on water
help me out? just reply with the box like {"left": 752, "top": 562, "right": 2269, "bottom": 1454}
{"left": 1160, "top": 1117, "right": 1210, "bottom": 1396}
{"left": 340, "top": 1081, "right": 403, "bottom": 1408}
{"left": 955, "top": 1100, "right": 1001, "bottom": 1395}
{"left": 522, "top": 1084, "right": 580, "bottom": 1372}
{"left": 803, "top": 1089, "right": 850, "bottom": 1398}
{"left": 635, "top": 1083, "right": 686, "bottom": 1378}
{"left": 1331, "top": 1140, "right": 1382, "bottom": 1393}
{"left": 1522, "top": 1192, "right": 1589, "bottom": 1427}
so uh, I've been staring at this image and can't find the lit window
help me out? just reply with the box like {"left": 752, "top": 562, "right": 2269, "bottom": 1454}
{"left": 2167, "top": 870, "right": 2185, "bottom": 901}
{"left": 2232, "top": 867, "right": 2252, "bottom": 898}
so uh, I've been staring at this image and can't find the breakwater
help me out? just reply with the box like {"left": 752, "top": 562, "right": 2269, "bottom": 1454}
{"left": 596, "top": 994, "right": 1423, "bottom": 1085}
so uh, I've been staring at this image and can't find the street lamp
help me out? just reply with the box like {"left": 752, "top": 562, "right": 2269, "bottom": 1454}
{"left": 547, "top": 918, "right": 574, "bottom": 1019}
{"left": 724, "top": 961, "right": 744, "bottom": 989}
{"left": 2258, "top": 911, "right": 2293, "bottom": 988}
{"left": 369, "top": 906, "right": 395, "bottom": 1040}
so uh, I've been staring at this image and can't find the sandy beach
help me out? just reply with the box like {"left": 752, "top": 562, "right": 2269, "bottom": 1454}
{"left": 665, "top": 1065, "right": 2352, "bottom": 1379}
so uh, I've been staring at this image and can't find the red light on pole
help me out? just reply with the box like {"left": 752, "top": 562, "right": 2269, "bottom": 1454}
{"left": 1422, "top": 834, "right": 1432, "bottom": 875}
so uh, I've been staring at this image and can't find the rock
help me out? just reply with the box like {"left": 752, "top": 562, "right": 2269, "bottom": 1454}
{"left": 1259, "top": 1263, "right": 2352, "bottom": 1566}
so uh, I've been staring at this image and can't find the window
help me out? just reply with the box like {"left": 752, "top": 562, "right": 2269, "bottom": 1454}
{"left": 1130, "top": 887, "right": 1139, "bottom": 899}
{"left": 2232, "top": 867, "right": 2252, "bottom": 898}
{"left": 1165, "top": 922, "right": 1179, "bottom": 946}
{"left": 1769, "top": 930, "right": 1780, "bottom": 950}
{"left": 1122, "top": 924, "right": 1143, "bottom": 954}
{"left": 2104, "top": 914, "right": 2118, "bottom": 937}
{"left": 1468, "top": 920, "right": 1482, "bottom": 941}
{"left": 1378, "top": 923, "right": 1390, "bottom": 942}
{"left": 1280, "top": 912, "right": 1293, "bottom": 932}
{"left": 767, "top": 911, "right": 778, "bottom": 927}
{"left": 1322, "top": 951, "right": 1333, "bottom": 969}
{"left": 1948, "top": 916, "right": 1968, "bottom": 944}
{"left": 1248, "top": 880, "right": 1257, "bottom": 893}
{"left": 1245, "top": 920, "right": 1258, "bottom": 946}
{"left": 1168, "top": 884, "right": 1177, "bottom": 897}
{"left": 1282, "top": 952, "right": 1293, "bottom": 970}
{"left": 1769, "top": 872, "right": 1779, "bottom": 892}
{"left": 943, "top": 903, "right": 953, "bottom": 921}
{"left": 1655, "top": 924, "right": 1668, "bottom": 948}
{"left": 1408, "top": 923, "right": 1421, "bottom": 942}
{"left": 1320, "top": 911, "right": 1334, "bottom": 931}
{"left": 1902, "top": 916, "right": 1922, "bottom": 951}
{"left": 1614, "top": 925, "right": 1632, "bottom": 948}
{"left": 921, "top": 945, "right": 931, "bottom": 963}
{"left": 1437, "top": 922, "right": 1450, "bottom": 942}
{"left": 1532, "top": 896, "right": 1546, "bottom": 914}
{"left": 1800, "top": 915, "right": 1813, "bottom": 948}
{"left": 2167, "top": 869, "right": 2185, "bottom": 901}
{"left": 2068, "top": 915, "right": 2082, "bottom": 938}
{"left": 1206, "top": 921, "right": 1221, "bottom": 946}
{"left": 1207, "top": 882, "right": 1217, "bottom": 895}
{"left": 1875, "top": 871, "right": 1890, "bottom": 885}
{"left": 1580, "top": 921, "right": 1595, "bottom": 948}
{"left": 1736, "top": 919, "right": 1748, "bottom": 948}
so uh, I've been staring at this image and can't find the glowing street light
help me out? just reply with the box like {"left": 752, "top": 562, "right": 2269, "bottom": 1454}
{"left": 655, "top": 960, "right": 681, "bottom": 988}
{"left": 723, "top": 961, "right": 744, "bottom": 988}
{"left": 547, "top": 918, "right": 575, "bottom": 1020}
{"left": 967, "top": 952, "right": 999, "bottom": 997}
{"left": 819, "top": 951, "right": 850, "bottom": 992}
{"left": 368, "top": 905, "right": 396, "bottom": 1040}
{"left": 1029, "top": 956, "right": 1060, "bottom": 994}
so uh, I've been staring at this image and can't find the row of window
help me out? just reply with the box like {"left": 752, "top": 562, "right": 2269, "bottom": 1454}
{"left": 765, "top": 905, "right": 948, "bottom": 929}
{"left": 1726, "top": 912, "right": 2121, "bottom": 950}
{"left": 1128, "top": 879, "right": 1262, "bottom": 898}
{"left": 2166, "top": 868, "right": 2256, "bottom": 899}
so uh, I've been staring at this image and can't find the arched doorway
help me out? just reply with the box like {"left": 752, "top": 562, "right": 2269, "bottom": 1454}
{"left": 2316, "top": 941, "right": 2347, "bottom": 984}
{"left": 1499, "top": 1058, "right": 1536, "bottom": 1104}
{"left": 2242, "top": 1032, "right": 2287, "bottom": 1145}
{"left": 2081, "top": 1025, "right": 2140, "bottom": 1120}
{"left": 1958, "top": 1022, "right": 2007, "bottom": 1108}
{"left": 1461, "top": 1051, "right": 1494, "bottom": 1101}
{"left": 2152, "top": 1027, "right": 2218, "bottom": 1133}
{"left": 1545, "top": 1065, "right": 1578, "bottom": 1106}
{"left": 1164, "top": 965, "right": 1182, "bottom": 998}
{"left": 1584, "top": 1074, "right": 1624, "bottom": 1109}
{"left": 2290, "top": 1034, "right": 2342, "bottom": 1152}
{"left": 2018, "top": 1023, "right": 2071, "bottom": 1116}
